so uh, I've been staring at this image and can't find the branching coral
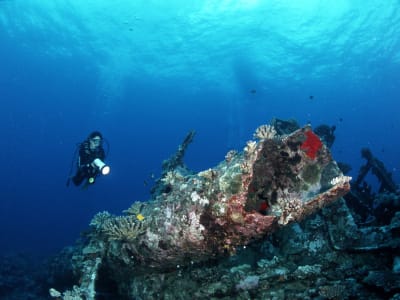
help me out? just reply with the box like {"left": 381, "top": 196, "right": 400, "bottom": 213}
{"left": 273, "top": 189, "right": 304, "bottom": 225}
{"left": 253, "top": 124, "right": 277, "bottom": 140}
{"left": 225, "top": 150, "right": 238, "bottom": 163}
{"left": 100, "top": 216, "right": 146, "bottom": 241}
{"left": 244, "top": 140, "right": 257, "bottom": 156}
{"left": 89, "top": 211, "right": 113, "bottom": 231}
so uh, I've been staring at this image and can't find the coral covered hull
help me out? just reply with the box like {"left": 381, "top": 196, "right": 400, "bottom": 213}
{"left": 53, "top": 125, "right": 351, "bottom": 299}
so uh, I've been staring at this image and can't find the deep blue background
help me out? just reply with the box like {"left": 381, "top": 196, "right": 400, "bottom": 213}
{"left": 0, "top": 1, "right": 399, "bottom": 257}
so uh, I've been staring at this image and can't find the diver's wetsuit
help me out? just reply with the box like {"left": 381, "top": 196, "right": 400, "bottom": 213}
{"left": 72, "top": 141, "right": 106, "bottom": 186}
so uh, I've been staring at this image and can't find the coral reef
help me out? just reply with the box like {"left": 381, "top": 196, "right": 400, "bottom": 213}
{"left": 51, "top": 122, "right": 351, "bottom": 299}
{"left": 70, "top": 196, "right": 397, "bottom": 299}
{"left": 3, "top": 121, "right": 395, "bottom": 300}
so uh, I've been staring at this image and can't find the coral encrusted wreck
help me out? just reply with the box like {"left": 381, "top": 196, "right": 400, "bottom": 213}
{"left": 53, "top": 123, "right": 351, "bottom": 299}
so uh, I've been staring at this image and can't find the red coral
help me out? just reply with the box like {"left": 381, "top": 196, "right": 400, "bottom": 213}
{"left": 300, "top": 130, "right": 322, "bottom": 160}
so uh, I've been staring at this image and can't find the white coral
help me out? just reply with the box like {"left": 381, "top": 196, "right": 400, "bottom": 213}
{"left": 330, "top": 175, "right": 352, "bottom": 186}
{"left": 274, "top": 189, "right": 304, "bottom": 225}
{"left": 190, "top": 191, "right": 209, "bottom": 206}
{"left": 187, "top": 211, "right": 205, "bottom": 241}
{"left": 198, "top": 168, "right": 217, "bottom": 180}
{"left": 144, "top": 229, "right": 160, "bottom": 249}
{"left": 244, "top": 140, "right": 257, "bottom": 155}
{"left": 165, "top": 205, "right": 173, "bottom": 219}
{"left": 254, "top": 124, "right": 277, "bottom": 140}
{"left": 161, "top": 171, "right": 184, "bottom": 185}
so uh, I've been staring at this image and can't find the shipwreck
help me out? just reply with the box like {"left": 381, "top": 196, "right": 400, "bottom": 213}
{"left": 51, "top": 121, "right": 351, "bottom": 300}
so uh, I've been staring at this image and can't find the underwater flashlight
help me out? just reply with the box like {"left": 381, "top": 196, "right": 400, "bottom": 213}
{"left": 93, "top": 158, "right": 111, "bottom": 175}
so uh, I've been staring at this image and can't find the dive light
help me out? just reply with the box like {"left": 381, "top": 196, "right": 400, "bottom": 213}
{"left": 93, "top": 158, "right": 110, "bottom": 175}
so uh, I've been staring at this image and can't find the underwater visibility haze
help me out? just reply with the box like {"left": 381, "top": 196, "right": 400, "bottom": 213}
{"left": 0, "top": 1, "right": 399, "bottom": 299}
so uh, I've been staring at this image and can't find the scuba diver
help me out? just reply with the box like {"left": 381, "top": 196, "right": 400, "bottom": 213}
{"left": 67, "top": 131, "right": 110, "bottom": 188}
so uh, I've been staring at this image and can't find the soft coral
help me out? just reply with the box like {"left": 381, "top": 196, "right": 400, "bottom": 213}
{"left": 300, "top": 130, "right": 323, "bottom": 160}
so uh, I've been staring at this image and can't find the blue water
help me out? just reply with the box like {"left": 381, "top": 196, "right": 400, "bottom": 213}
{"left": 0, "top": 1, "right": 399, "bottom": 257}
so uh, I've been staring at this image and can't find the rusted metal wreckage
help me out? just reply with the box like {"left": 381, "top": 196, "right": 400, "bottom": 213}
{"left": 51, "top": 123, "right": 351, "bottom": 300}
